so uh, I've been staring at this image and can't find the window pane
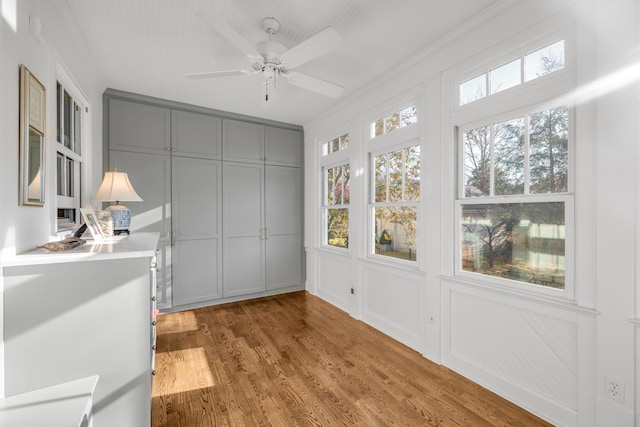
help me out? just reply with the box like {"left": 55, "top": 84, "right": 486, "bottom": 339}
{"left": 404, "top": 145, "right": 420, "bottom": 201}
{"left": 463, "top": 126, "right": 491, "bottom": 197}
{"left": 343, "top": 164, "right": 350, "bottom": 204}
{"left": 374, "top": 206, "right": 417, "bottom": 261}
{"left": 494, "top": 118, "right": 525, "bottom": 195}
{"left": 66, "top": 158, "right": 74, "bottom": 197}
{"left": 372, "top": 119, "right": 384, "bottom": 138}
{"left": 525, "top": 40, "right": 565, "bottom": 82}
{"left": 57, "top": 153, "right": 64, "bottom": 196}
{"left": 490, "top": 59, "right": 521, "bottom": 94}
{"left": 529, "top": 107, "right": 569, "bottom": 193}
{"left": 331, "top": 138, "right": 340, "bottom": 153}
{"left": 63, "top": 90, "right": 72, "bottom": 149}
{"left": 333, "top": 165, "right": 343, "bottom": 204}
{"left": 327, "top": 208, "right": 349, "bottom": 248}
{"left": 56, "top": 82, "right": 62, "bottom": 144}
{"left": 322, "top": 142, "right": 330, "bottom": 156}
{"left": 374, "top": 153, "right": 387, "bottom": 202}
{"left": 388, "top": 150, "right": 403, "bottom": 202}
{"left": 74, "top": 103, "right": 82, "bottom": 155}
{"left": 461, "top": 202, "right": 565, "bottom": 289}
{"left": 385, "top": 112, "right": 401, "bottom": 134}
{"left": 340, "top": 134, "right": 349, "bottom": 150}
{"left": 326, "top": 167, "right": 334, "bottom": 205}
{"left": 401, "top": 105, "right": 417, "bottom": 127}
{"left": 460, "top": 74, "right": 487, "bottom": 105}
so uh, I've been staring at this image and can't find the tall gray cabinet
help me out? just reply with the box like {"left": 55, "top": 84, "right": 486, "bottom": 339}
{"left": 104, "top": 89, "right": 304, "bottom": 311}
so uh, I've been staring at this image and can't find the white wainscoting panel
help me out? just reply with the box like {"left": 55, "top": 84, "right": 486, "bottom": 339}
{"left": 442, "top": 280, "right": 580, "bottom": 425}
{"left": 316, "top": 251, "right": 352, "bottom": 313}
{"left": 362, "top": 264, "right": 423, "bottom": 352}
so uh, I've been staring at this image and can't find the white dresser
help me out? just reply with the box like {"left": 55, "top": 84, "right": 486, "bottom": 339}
{"left": 2, "top": 233, "right": 159, "bottom": 427}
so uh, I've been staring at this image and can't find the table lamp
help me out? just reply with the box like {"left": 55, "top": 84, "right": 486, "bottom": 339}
{"left": 94, "top": 169, "right": 143, "bottom": 234}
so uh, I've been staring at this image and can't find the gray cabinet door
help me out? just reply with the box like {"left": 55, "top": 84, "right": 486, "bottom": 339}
{"left": 222, "top": 119, "right": 264, "bottom": 164}
{"left": 109, "top": 150, "right": 172, "bottom": 309}
{"left": 172, "top": 157, "right": 222, "bottom": 306}
{"left": 223, "top": 162, "right": 266, "bottom": 297}
{"left": 108, "top": 99, "right": 170, "bottom": 154}
{"left": 171, "top": 110, "right": 222, "bottom": 159}
{"left": 265, "top": 126, "right": 302, "bottom": 167}
{"left": 266, "top": 166, "right": 303, "bottom": 290}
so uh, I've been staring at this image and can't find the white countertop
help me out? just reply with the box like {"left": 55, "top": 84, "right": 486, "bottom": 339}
{"left": 3, "top": 232, "right": 160, "bottom": 267}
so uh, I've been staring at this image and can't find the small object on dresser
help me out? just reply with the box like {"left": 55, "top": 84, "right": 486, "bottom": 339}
{"left": 97, "top": 210, "right": 114, "bottom": 237}
{"left": 39, "top": 237, "right": 86, "bottom": 252}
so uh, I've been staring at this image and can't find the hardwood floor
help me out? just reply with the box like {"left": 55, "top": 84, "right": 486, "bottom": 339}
{"left": 152, "top": 291, "right": 551, "bottom": 426}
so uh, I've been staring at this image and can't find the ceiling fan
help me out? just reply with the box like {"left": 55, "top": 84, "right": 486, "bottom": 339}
{"left": 187, "top": 11, "right": 344, "bottom": 104}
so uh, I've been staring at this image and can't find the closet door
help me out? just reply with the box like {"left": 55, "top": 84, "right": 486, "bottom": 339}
{"left": 265, "top": 166, "right": 303, "bottom": 290}
{"left": 222, "top": 119, "right": 264, "bottom": 164}
{"left": 108, "top": 99, "right": 170, "bottom": 154}
{"left": 171, "top": 110, "right": 222, "bottom": 159}
{"left": 172, "top": 157, "right": 222, "bottom": 306}
{"left": 109, "top": 150, "right": 172, "bottom": 308}
{"left": 223, "top": 162, "right": 266, "bottom": 297}
{"left": 264, "top": 126, "right": 301, "bottom": 167}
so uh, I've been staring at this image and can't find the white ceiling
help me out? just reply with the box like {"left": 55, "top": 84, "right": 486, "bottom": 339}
{"left": 61, "top": 0, "right": 498, "bottom": 125}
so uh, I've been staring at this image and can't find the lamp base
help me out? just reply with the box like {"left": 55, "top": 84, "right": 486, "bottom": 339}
{"left": 105, "top": 203, "right": 132, "bottom": 232}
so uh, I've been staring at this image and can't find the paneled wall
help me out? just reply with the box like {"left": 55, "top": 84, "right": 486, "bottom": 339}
{"left": 303, "top": 0, "right": 637, "bottom": 425}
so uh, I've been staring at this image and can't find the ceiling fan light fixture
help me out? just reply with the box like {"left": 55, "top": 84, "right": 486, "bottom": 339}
{"left": 192, "top": 12, "right": 344, "bottom": 103}
{"left": 261, "top": 17, "right": 281, "bottom": 37}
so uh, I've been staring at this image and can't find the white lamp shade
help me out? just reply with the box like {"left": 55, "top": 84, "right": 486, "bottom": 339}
{"left": 94, "top": 171, "right": 143, "bottom": 202}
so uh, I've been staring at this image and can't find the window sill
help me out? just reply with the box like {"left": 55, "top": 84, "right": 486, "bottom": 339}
{"left": 361, "top": 253, "right": 424, "bottom": 274}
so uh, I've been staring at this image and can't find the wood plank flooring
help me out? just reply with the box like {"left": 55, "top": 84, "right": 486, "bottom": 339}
{"left": 152, "top": 291, "right": 551, "bottom": 426}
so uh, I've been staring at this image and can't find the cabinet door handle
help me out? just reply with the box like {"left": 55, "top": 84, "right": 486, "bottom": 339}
{"left": 171, "top": 231, "right": 176, "bottom": 246}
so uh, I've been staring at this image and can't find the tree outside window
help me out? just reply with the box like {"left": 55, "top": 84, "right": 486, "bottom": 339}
{"left": 323, "top": 163, "right": 350, "bottom": 249}
{"left": 460, "top": 106, "right": 569, "bottom": 290}
{"left": 371, "top": 144, "right": 420, "bottom": 261}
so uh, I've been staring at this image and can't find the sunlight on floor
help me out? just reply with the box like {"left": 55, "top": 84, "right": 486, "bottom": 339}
{"left": 157, "top": 310, "right": 199, "bottom": 334}
{"left": 152, "top": 347, "right": 215, "bottom": 397}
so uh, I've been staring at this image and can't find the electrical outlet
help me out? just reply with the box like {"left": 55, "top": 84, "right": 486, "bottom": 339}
{"left": 605, "top": 377, "right": 625, "bottom": 403}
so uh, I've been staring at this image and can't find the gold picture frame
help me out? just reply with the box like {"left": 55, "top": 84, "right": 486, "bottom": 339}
{"left": 19, "top": 65, "right": 46, "bottom": 206}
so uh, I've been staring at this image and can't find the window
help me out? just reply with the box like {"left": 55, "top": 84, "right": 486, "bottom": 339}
{"left": 457, "top": 105, "right": 571, "bottom": 292}
{"left": 370, "top": 144, "right": 420, "bottom": 262}
{"left": 370, "top": 104, "right": 417, "bottom": 139}
{"left": 322, "top": 163, "right": 350, "bottom": 249}
{"left": 322, "top": 133, "right": 349, "bottom": 156}
{"left": 459, "top": 39, "right": 566, "bottom": 106}
{"left": 56, "top": 78, "right": 86, "bottom": 232}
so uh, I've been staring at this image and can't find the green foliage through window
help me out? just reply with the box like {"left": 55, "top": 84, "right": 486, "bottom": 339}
{"left": 371, "top": 144, "right": 420, "bottom": 262}
{"left": 323, "top": 162, "right": 350, "bottom": 249}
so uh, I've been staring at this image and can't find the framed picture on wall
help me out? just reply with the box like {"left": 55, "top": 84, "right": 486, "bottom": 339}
{"left": 80, "top": 208, "right": 104, "bottom": 241}
{"left": 19, "top": 65, "right": 46, "bottom": 206}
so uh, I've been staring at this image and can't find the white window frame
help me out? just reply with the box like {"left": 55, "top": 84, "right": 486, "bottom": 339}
{"left": 55, "top": 63, "right": 89, "bottom": 233}
{"left": 321, "top": 160, "right": 351, "bottom": 251}
{"left": 452, "top": 32, "right": 576, "bottom": 300}
{"left": 368, "top": 138, "right": 421, "bottom": 266}
{"left": 364, "top": 93, "right": 421, "bottom": 267}
{"left": 319, "top": 131, "right": 351, "bottom": 252}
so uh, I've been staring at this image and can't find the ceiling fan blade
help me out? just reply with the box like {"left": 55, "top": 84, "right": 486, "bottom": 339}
{"left": 280, "top": 27, "right": 342, "bottom": 69}
{"left": 186, "top": 70, "right": 252, "bottom": 79}
{"left": 196, "top": 10, "right": 264, "bottom": 67}
{"left": 285, "top": 72, "right": 343, "bottom": 98}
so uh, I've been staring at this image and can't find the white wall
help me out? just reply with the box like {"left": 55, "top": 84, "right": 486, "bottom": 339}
{"left": 304, "top": 0, "right": 639, "bottom": 425}
{"left": 1, "top": 0, "right": 104, "bottom": 397}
